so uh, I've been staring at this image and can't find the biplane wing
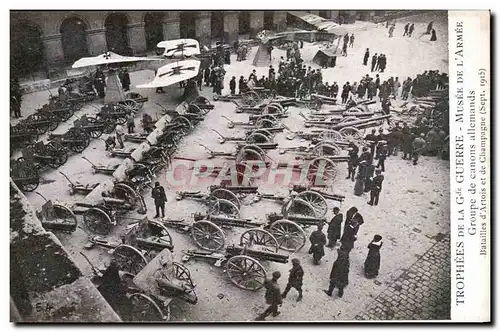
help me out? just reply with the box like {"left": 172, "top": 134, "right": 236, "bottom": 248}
{"left": 136, "top": 60, "right": 201, "bottom": 88}
{"left": 157, "top": 39, "right": 201, "bottom": 58}
{"left": 72, "top": 51, "right": 158, "bottom": 69}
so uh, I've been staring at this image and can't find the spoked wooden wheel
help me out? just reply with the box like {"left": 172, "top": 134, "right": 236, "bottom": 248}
{"left": 112, "top": 244, "right": 148, "bottom": 275}
{"left": 246, "top": 132, "right": 270, "bottom": 144}
{"left": 152, "top": 261, "right": 197, "bottom": 304}
{"left": 250, "top": 129, "right": 273, "bottom": 139}
{"left": 306, "top": 157, "right": 337, "bottom": 187}
{"left": 118, "top": 99, "right": 139, "bottom": 114}
{"left": 268, "top": 219, "right": 307, "bottom": 252}
{"left": 187, "top": 104, "right": 205, "bottom": 116}
{"left": 210, "top": 188, "right": 241, "bottom": 210}
{"left": 255, "top": 114, "right": 277, "bottom": 124}
{"left": 255, "top": 118, "right": 276, "bottom": 129}
{"left": 283, "top": 197, "right": 317, "bottom": 217}
{"left": 136, "top": 220, "right": 174, "bottom": 252}
{"left": 190, "top": 220, "right": 225, "bottom": 252}
{"left": 85, "top": 117, "right": 105, "bottom": 138}
{"left": 11, "top": 161, "right": 40, "bottom": 192}
{"left": 339, "top": 126, "right": 363, "bottom": 140}
{"left": 312, "top": 142, "right": 342, "bottom": 157}
{"left": 297, "top": 191, "right": 328, "bottom": 217}
{"left": 240, "top": 229, "right": 279, "bottom": 253}
{"left": 239, "top": 144, "right": 266, "bottom": 160}
{"left": 53, "top": 204, "right": 78, "bottom": 229}
{"left": 67, "top": 129, "right": 91, "bottom": 153}
{"left": 243, "top": 91, "right": 259, "bottom": 106}
{"left": 173, "top": 116, "right": 193, "bottom": 132}
{"left": 113, "top": 183, "right": 139, "bottom": 209}
{"left": 225, "top": 255, "right": 267, "bottom": 291}
{"left": 129, "top": 293, "right": 169, "bottom": 322}
{"left": 45, "top": 143, "right": 68, "bottom": 168}
{"left": 125, "top": 92, "right": 145, "bottom": 110}
{"left": 209, "top": 198, "right": 240, "bottom": 218}
{"left": 236, "top": 147, "right": 265, "bottom": 163}
{"left": 83, "top": 207, "right": 113, "bottom": 235}
{"left": 263, "top": 103, "right": 284, "bottom": 115}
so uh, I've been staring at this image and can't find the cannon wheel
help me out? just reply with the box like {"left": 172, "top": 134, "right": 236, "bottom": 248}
{"left": 225, "top": 255, "right": 267, "bottom": 291}
{"left": 236, "top": 147, "right": 265, "bottom": 163}
{"left": 125, "top": 92, "right": 145, "bottom": 110}
{"left": 209, "top": 198, "right": 240, "bottom": 218}
{"left": 53, "top": 204, "right": 78, "bottom": 228}
{"left": 143, "top": 220, "right": 174, "bottom": 251}
{"left": 83, "top": 207, "right": 113, "bottom": 235}
{"left": 11, "top": 160, "right": 40, "bottom": 192}
{"left": 240, "top": 229, "right": 279, "bottom": 253}
{"left": 187, "top": 104, "right": 206, "bottom": 116}
{"left": 255, "top": 114, "right": 278, "bottom": 123}
{"left": 152, "top": 261, "right": 197, "bottom": 304}
{"left": 67, "top": 129, "right": 91, "bottom": 153}
{"left": 173, "top": 116, "right": 194, "bottom": 133}
{"left": 243, "top": 91, "right": 259, "bottom": 106}
{"left": 101, "top": 118, "right": 116, "bottom": 135}
{"left": 45, "top": 143, "right": 68, "bottom": 168}
{"left": 250, "top": 129, "right": 273, "bottom": 140}
{"left": 284, "top": 197, "right": 317, "bottom": 217}
{"left": 312, "top": 142, "right": 341, "bottom": 157}
{"left": 268, "top": 219, "right": 307, "bottom": 252}
{"left": 210, "top": 188, "right": 241, "bottom": 210}
{"left": 246, "top": 132, "right": 270, "bottom": 144}
{"left": 255, "top": 118, "right": 276, "bottom": 129}
{"left": 129, "top": 293, "right": 169, "bottom": 322}
{"left": 112, "top": 244, "right": 148, "bottom": 275}
{"left": 307, "top": 157, "right": 337, "bottom": 187}
{"left": 85, "top": 117, "right": 104, "bottom": 138}
{"left": 190, "top": 220, "right": 225, "bottom": 252}
{"left": 113, "top": 183, "right": 139, "bottom": 208}
{"left": 318, "top": 130, "right": 342, "bottom": 143}
{"left": 58, "top": 107, "right": 75, "bottom": 122}
{"left": 240, "top": 144, "right": 266, "bottom": 160}
{"left": 339, "top": 126, "right": 363, "bottom": 140}
{"left": 263, "top": 103, "right": 284, "bottom": 115}
{"left": 297, "top": 191, "right": 328, "bottom": 218}
{"left": 118, "top": 99, "right": 139, "bottom": 114}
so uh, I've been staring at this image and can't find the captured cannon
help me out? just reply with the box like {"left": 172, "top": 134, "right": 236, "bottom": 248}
{"left": 73, "top": 115, "right": 115, "bottom": 138}
{"left": 10, "top": 124, "right": 39, "bottom": 150}
{"left": 124, "top": 92, "right": 148, "bottom": 110}
{"left": 81, "top": 156, "right": 120, "bottom": 175}
{"left": 35, "top": 192, "right": 78, "bottom": 233}
{"left": 212, "top": 128, "right": 277, "bottom": 147}
{"left": 10, "top": 158, "right": 40, "bottom": 192}
{"left": 221, "top": 114, "right": 282, "bottom": 130}
{"left": 48, "top": 127, "right": 91, "bottom": 154}
{"left": 59, "top": 171, "right": 99, "bottom": 195}
{"left": 199, "top": 144, "right": 267, "bottom": 163}
{"left": 21, "top": 141, "right": 68, "bottom": 169}
{"left": 181, "top": 242, "right": 289, "bottom": 291}
{"left": 189, "top": 95, "right": 215, "bottom": 110}
{"left": 232, "top": 101, "right": 286, "bottom": 116}
{"left": 37, "top": 100, "right": 77, "bottom": 122}
{"left": 20, "top": 112, "right": 60, "bottom": 136}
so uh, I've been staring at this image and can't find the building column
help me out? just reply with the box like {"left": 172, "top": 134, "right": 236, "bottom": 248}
{"left": 330, "top": 10, "right": 340, "bottom": 23}
{"left": 249, "top": 11, "right": 264, "bottom": 38}
{"left": 195, "top": 11, "right": 211, "bottom": 48}
{"left": 310, "top": 10, "right": 320, "bottom": 16}
{"left": 347, "top": 10, "right": 357, "bottom": 24}
{"left": 86, "top": 29, "right": 107, "bottom": 55}
{"left": 163, "top": 11, "right": 180, "bottom": 40}
{"left": 224, "top": 11, "right": 239, "bottom": 44}
{"left": 127, "top": 22, "right": 147, "bottom": 55}
{"left": 42, "top": 34, "right": 64, "bottom": 68}
{"left": 273, "top": 11, "right": 287, "bottom": 32}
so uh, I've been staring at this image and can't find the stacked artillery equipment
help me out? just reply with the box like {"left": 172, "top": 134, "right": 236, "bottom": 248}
{"left": 35, "top": 192, "right": 78, "bottom": 233}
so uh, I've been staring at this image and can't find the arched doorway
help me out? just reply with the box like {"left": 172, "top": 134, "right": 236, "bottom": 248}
{"left": 10, "top": 21, "right": 45, "bottom": 78}
{"left": 105, "top": 13, "right": 129, "bottom": 55}
{"left": 179, "top": 11, "right": 197, "bottom": 39}
{"left": 60, "top": 17, "right": 88, "bottom": 63}
{"left": 263, "top": 11, "right": 274, "bottom": 31}
{"left": 238, "top": 12, "right": 250, "bottom": 35}
{"left": 144, "top": 12, "right": 164, "bottom": 51}
{"left": 319, "top": 11, "right": 329, "bottom": 19}
{"left": 211, "top": 11, "right": 224, "bottom": 42}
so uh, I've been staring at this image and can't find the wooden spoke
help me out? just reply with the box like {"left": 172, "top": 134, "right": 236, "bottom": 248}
{"left": 297, "top": 191, "right": 328, "bottom": 217}
{"left": 83, "top": 207, "right": 113, "bottom": 235}
{"left": 190, "top": 220, "right": 225, "bottom": 252}
{"left": 112, "top": 244, "right": 148, "bottom": 275}
{"left": 225, "top": 255, "right": 267, "bottom": 291}
{"left": 239, "top": 229, "right": 279, "bottom": 252}
{"left": 129, "top": 293, "right": 168, "bottom": 322}
{"left": 210, "top": 188, "right": 241, "bottom": 209}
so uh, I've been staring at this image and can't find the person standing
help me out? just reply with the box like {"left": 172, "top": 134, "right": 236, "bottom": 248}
{"left": 281, "top": 258, "right": 304, "bottom": 301}
{"left": 347, "top": 146, "right": 359, "bottom": 181}
{"left": 204, "top": 67, "right": 211, "bottom": 86}
{"left": 393, "top": 77, "right": 401, "bottom": 99}
{"left": 430, "top": 28, "right": 437, "bottom": 41}
{"left": 388, "top": 25, "right": 395, "bottom": 38}
{"left": 341, "top": 82, "right": 351, "bottom": 104}
{"left": 408, "top": 23, "right": 415, "bottom": 37}
{"left": 403, "top": 23, "right": 410, "bottom": 36}
{"left": 354, "top": 160, "right": 367, "bottom": 196}
{"left": 412, "top": 133, "right": 426, "bottom": 165}
{"left": 327, "top": 207, "right": 343, "bottom": 248}
{"left": 238, "top": 76, "right": 245, "bottom": 94}
{"left": 151, "top": 182, "right": 167, "bottom": 218}
{"left": 376, "top": 143, "right": 388, "bottom": 172}
{"left": 256, "top": 271, "right": 283, "bottom": 320}
{"left": 94, "top": 67, "right": 106, "bottom": 98}
{"left": 229, "top": 76, "right": 236, "bottom": 95}
{"left": 371, "top": 53, "right": 378, "bottom": 72}
{"left": 368, "top": 169, "right": 384, "bottom": 206}
{"left": 331, "top": 81, "right": 339, "bottom": 98}
{"left": 379, "top": 54, "right": 387, "bottom": 72}
{"left": 363, "top": 48, "right": 370, "bottom": 66}
{"left": 126, "top": 114, "right": 135, "bottom": 134}
{"left": 342, "top": 42, "right": 348, "bottom": 57}
{"left": 324, "top": 248, "right": 350, "bottom": 298}
{"left": 364, "top": 235, "right": 383, "bottom": 278}
{"left": 120, "top": 68, "right": 130, "bottom": 91}
{"left": 115, "top": 124, "right": 125, "bottom": 149}
{"left": 349, "top": 34, "right": 355, "bottom": 47}
{"left": 309, "top": 224, "right": 327, "bottom": 265}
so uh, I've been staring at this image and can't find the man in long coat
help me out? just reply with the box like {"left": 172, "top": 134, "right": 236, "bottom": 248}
{"left": 327, "top": 207, "right": 343, "bottom": 248}
{"left": 363, "top": 48, "right": 370, "bottom": 66}
{"left": 281, "top": 258, "right": 304, "bottom": 301}
{"left": 324, "top": 248, "right": 350, "bottom": 298}
{"left": 256, "top": 271, "right": 283, "bottom": 320}
{"left": 309, "top": 224, "right": 327, "bottom": 265}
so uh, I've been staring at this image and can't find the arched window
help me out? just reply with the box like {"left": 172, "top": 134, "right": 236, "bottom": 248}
{"left": 238, "top": 12, "right": 250, "bottom": 35}
{"left": 60, "top": 17, "right": 88, "bottom": 63}
{"left": 179, "top": 11, "right": 197, "bottom": 39}
{"left": 144, "top": 12, "right": 164, "bottom": 51}
{"left": 211, "top": 11, "right": 224, "bottom": 41}
{"left": 105, "top": 13, "right": 129, "bottom": 55}
{"left": 263, "top": 11, "right": 274, "bottom": 31}
{"left": 10, "top": 21, "right": 45, "bottom": 77}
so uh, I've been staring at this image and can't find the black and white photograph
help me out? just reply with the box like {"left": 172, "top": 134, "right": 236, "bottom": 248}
{"left": 8, "top": 8, "right": 490, "bottom": 323}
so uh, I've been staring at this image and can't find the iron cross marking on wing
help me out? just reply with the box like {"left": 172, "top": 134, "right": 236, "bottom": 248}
{"left": 103, "top": 52, "right": 111, "bottom": 60}
{"left": 166, "top": 42, "right": 198, "bottom": 53}
{"left": 159, "top": 66, "right": 196, "bottom": 78}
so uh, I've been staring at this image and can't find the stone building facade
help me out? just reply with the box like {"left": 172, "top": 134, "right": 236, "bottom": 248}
{"left": 10, "top": 10, "right": 378, "bottom": 77}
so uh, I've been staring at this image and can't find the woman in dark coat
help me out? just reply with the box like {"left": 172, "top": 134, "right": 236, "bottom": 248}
{"left": 324, "top": 248, "right": 350, "bottom": 298}
{"left": 430, "top": 29, "right": 437, "bottom": 41}
{"left": 363, "top": 48, "right": 370, "bottom": 66}
{"left": 364, "top": 235, "right": 383, "bottom": 278}
{"left": 354, "top": 160, "right": 368, "bottom": 196}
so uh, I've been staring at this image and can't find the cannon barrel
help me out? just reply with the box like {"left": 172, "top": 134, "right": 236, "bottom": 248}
{"left": 135, "top": 237, "right": 174, "bottom": 252}
{"left": 41, "top": 220, "right": 77, "bottom": 233}
{"left": 209, "top": 185, "right": 259, "bottom": 194}
{"left": 266, "top": 213, "right": 326, "bottom": 226}
{"left": 291, "top": 185, "right": 346, "bottom": 203}
{"left": 306, "top": 115, "right": 392, "bottom": 130}
{"left": 236, "top": 142, "right": 278, "bottom": 150}
{"left": 207, "top": 215, "right": 261, "bottom": 228}
{"left": 226, "top": 245, "right": 289, "bottom": 263}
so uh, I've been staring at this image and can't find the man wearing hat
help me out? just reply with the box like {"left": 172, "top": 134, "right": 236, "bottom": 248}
{"left": 256, "top": 271, "right": 283, "bottom": 320}
{"left": 308, "top": 224, "right": 327, "bottom": 265}
{"left": 281, "top": 259, "right": 304, "bottom": 301}
{"left": 375, "top": 141, "right": 388, "bottom": 172}
{"left": 412, "top": 133, "right": 427, "bottom": 165}
{"left": 368, "top": 169, "right": 384, "bottom": 206}
{"left": 151, "top": 182, "right": 167, "bottom": 218}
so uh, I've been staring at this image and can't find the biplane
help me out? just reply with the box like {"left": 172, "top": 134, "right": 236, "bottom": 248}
{"left": 157, "top": 39, "right": 201, "bottom": 59}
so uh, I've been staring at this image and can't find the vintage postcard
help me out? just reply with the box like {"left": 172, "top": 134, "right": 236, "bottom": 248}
{"left": 9, "top": 9, "right": 490, "bottom": 323}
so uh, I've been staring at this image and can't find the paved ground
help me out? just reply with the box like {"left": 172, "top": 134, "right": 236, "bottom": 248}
{"left": 354, "top": 234, "right": 450, "bottom": 320}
